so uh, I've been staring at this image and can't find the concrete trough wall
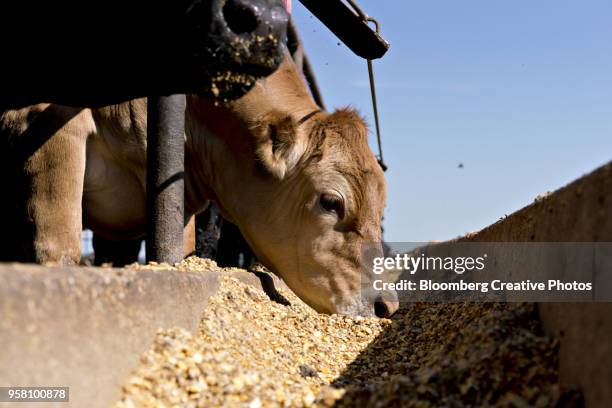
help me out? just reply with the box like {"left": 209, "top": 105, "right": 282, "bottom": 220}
{"left": 461, "top": 161, "right": 612, "bottom": 407}
{"left": 0, "top": 264, "right": 286, "bottom": 407}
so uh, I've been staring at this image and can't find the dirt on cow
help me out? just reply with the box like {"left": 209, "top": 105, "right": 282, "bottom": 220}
{"left": 115, "top": 258, "right": 571, "bottom": 408}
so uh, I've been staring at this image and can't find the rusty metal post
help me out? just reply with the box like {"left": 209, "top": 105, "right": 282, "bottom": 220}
{"left": 146, "top": 95, "right": 185, "bottom": 264}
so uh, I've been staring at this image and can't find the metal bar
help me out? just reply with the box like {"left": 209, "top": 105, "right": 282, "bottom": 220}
{"left": 287, "top": 19, "right": 326, "bottom": 109}
{"left": 302, "top": 56, "right": 326, "bottom": 109}
{"left": 367, "top": 59, "right": 387, "bottom": 171}
{"left": 297, "top": 0, "right": 389, "bottom": 60}
{"left": 146, "top": 95, "right": 186, "bottom": 264}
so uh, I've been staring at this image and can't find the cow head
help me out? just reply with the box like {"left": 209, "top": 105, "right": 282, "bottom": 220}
{"left": 250, "top": 109, "right": 398, "bottom": 317}
{"left": 186, "top": 57, "right": 398, "bottom": 317}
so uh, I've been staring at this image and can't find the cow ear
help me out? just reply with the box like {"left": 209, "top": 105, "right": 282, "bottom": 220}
{"left": 254, "top": 112, "right": 303, "bottom": 179}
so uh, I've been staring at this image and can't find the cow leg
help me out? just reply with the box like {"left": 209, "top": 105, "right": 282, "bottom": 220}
{"left": 93, "top": 217, "right": 194, "bottom": 266}
{"left": 216, "top": 220, "right": 256, "bottom": 269}
{"left": 193, "top": 202, "right": 256, "bottom": 268}
{"left": 195, "top": 203, "right": 223, "bottom": 259}
{"left": 1, "top": 105, "right": 89, "bottom": 264}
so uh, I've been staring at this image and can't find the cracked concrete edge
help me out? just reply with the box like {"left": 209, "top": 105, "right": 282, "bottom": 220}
{"left": 0, "top": 263, "right": 288, "bottom": 408}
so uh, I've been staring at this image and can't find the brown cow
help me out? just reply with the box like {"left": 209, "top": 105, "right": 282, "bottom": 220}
{"left": 0, "top": 55, "right": 397, "bottom": 317}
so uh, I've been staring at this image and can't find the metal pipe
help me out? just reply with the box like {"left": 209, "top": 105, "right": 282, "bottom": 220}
{"left": 146, "top": 95, "right": 186, "bottom": 264}
{"left": 302, "top": 55, "right": 325, "bottom": 110}
{"left": 287, "top": 19, "right": 326, "bottom": 109}
{"left": 297, "top": 0, "right": 389, "bottom": 60}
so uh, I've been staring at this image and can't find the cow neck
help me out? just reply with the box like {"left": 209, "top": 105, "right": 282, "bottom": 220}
{"left": 184, "top": 97, "right": 256, "bottom": 222}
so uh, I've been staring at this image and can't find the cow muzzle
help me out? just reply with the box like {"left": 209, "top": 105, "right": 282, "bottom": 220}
{"left": 372, "top": 291, "right": 399, "bottom": 318}
{"left": 334, "top": 289, "right": 399, "bottom": 318}
{"left": 188, "top": 0, "right": 289, "bottom": 98}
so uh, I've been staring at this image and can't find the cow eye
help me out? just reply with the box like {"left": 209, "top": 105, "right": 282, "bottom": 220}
{"left": 319, "top": 193, "right": 345, "bottom": 219}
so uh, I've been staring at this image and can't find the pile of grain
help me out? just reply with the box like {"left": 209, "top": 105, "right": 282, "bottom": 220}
{"left": 117, "top": 259, "right": 567, "bottom": 407}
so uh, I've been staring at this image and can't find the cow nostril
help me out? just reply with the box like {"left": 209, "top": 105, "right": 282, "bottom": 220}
{"left": 374, "top": 299, "right": 390, "bottom": 318}
{"left": 374, "top": 295, "right": 398, "bottom": 318}
{"left": 223, "top": 0, "right": 259, "bottom": 35}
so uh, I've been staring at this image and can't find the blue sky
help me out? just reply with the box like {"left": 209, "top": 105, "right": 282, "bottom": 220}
{"left": 292, "top": 0, "right": 612, "bottom": 242}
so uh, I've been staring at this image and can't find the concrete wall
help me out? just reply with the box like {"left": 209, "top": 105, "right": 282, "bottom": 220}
{"left": 463, "top": 162, "right": 612, "bottom": 407}
{"left": 0, "top": 264, "right": 287, "bottom": 408}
